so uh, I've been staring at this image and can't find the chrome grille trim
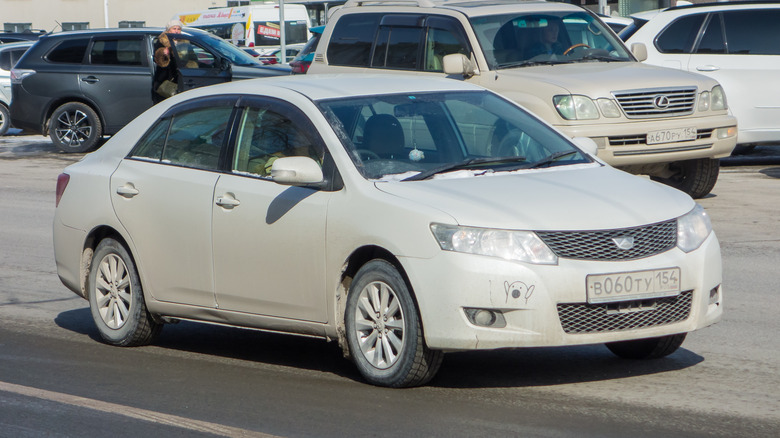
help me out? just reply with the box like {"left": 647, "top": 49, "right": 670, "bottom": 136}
{"left": 557, "top": 291, "right": 693, "bottom": 334}
{"left": 536, "top": 220, "right": 677, "bottom": 261}
{"left": 613, "top": 87, "right": 697, "bottom": 119}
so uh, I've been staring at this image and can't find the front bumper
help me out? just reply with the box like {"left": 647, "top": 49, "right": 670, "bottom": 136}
{"left": 402, "top": 233, "right": 722, "bottom": 351}
{"left": 556, "top": 114, "right": 737, "bottom": 167}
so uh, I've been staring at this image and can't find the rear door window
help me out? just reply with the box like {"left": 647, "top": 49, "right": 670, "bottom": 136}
{"left": 722, "top": 9, "right": 780, "bottom": 55}
{"left": 90, "top": 37, "right": 145, "bottom": 66}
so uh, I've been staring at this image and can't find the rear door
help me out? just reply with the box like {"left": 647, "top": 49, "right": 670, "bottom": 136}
{"left": 81, "top": 35, "right": 153, "bottom": 133}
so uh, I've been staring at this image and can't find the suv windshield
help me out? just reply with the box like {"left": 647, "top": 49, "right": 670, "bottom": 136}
{"left": 471, "top": 11, "right": 632, "bottom": 70}
{"left": 318, "top": 91, "right": 591, "bottom": 181}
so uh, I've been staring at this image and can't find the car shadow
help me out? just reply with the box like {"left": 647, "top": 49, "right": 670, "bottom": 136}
{"left": 56, "top": 307, "right": 703, "bottom": 388}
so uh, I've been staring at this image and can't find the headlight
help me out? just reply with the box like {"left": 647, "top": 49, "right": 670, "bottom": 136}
{"left": 698, "top": 91, "right": 710, "bottom": 111}
{"left": 677, "top": 204, "right": 712, "bottom": 253}
{"left": 430, "top": 223, "right": 558, "bottom": 265}
{"left": 553, "top": 95, "right": 600, "bottom": 120}
{"left": 711, "top": 85, "right": 727, "bottom": 110}
{"left": 597, "top": 98, "right": 621, "bottom": 118}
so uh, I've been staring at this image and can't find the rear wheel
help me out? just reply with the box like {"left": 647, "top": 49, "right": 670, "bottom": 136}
{"left": 651, "top": 158, "right": 719, "bottom": 199}
{"left": 606, "top": 333, "right": 686, "bottom": 360}
{"left": 88, "top": 238, "right": 161, "bottom": 346}
{"left": 49, "top": 102, "right": 102, "bottom": 153}
{"left": 345, "top": 260, "right": 442, "bottom": 387}
{"left": 0, "top": 104, "right": 10, "bottom": 136}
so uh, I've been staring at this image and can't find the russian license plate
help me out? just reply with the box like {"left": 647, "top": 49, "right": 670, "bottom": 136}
{"left": 647, "top": 127, "right": 697, "bottom": 145}
{"left": 586, "top": 268, "right": 681, "bottom": 304}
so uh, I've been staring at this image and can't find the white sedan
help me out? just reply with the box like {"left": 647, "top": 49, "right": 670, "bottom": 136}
{"left": 53, "top": 75, "right": 723, "bottom": 387}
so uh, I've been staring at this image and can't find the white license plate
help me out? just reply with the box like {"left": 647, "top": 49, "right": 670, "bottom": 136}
{"left": 586, "top": 268, "right": 681, "bottom": 304}
{"left": 647, "top": 127, "right": 697, "bottom": 145}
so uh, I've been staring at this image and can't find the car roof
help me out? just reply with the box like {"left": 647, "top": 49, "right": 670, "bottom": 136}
{"left": 0, "top": 41, "right": 35, "bottom": 51}
{"left": 36, "top": 26, "right": 210, "bottom": 40}
{"left": 340, "top": 0, "right": 582, "bottom": 16}
{"left": 189, "top": 74, "right": 487, "bottom": 102}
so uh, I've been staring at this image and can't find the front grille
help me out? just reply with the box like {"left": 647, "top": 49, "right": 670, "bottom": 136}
{"left": 557, "top": 291, "right": 692, "bottom": 334}
{"left": 608, "top": 128, "right": 714, "bottom": 146}
{"left": 614, "top": 87, "right": 697, "bottom": 118}
{"left": 536, "top": 220, "right": 677, "bottom": 261}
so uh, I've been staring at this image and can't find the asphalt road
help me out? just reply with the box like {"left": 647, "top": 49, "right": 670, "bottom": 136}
{"left": 1, "top": 133, "right": 778, "bottom": 437}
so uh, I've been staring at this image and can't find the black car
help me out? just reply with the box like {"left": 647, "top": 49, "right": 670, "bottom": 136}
{"left": 10, "top": 27, "right": 290, "bottom": 152}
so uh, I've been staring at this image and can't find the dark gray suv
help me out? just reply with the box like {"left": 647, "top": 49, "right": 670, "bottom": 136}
{"left": 11, "top": 27, "right": 290, "bottom": 152}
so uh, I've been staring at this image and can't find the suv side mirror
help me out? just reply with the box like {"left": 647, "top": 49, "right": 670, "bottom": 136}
{"left": 443, "top": 53, "right": 478, "bottom": 78}
{"left": 219, "top": 57, "right": 232, "bottom": 71}
{"left": 630, "top": 43, "right": 647, "bottom": 62}
{"left": 571, "top": 137, "right": 599, "bottom": 157}
{"left": 270, "top": 157, "right": 324, "bottom": 186}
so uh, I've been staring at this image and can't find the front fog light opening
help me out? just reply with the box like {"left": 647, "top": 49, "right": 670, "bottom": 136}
{"left": 709, "top": 286, "right": 720, "bottom": 306}
{"left": 464, "top": 308, "right": 507, "bottom": 328}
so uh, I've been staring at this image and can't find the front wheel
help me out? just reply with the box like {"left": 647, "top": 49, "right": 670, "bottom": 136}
{"left": 345, "top": 260, "right": 443, "bottom": 387}
{"left": 49, "top": 102, "right": 103, "bottom": 153}
{"left": 606, "top": 333, "right": 686, "bottom": 360}
{"left": 651, "top": 158, "right": 719, "bottom": 199}
{"left": 88, "top": 238, "right": 161, "bottom": 347}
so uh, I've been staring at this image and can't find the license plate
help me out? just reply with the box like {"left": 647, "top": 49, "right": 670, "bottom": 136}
{"left": 586, "top": 268, "right": 681, "bottom": 304}
{"left": 647, "top": 127, "right": 697, "bottom": 145}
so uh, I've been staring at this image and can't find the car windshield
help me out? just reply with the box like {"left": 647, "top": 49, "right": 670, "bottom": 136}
{"left": 318, "top": 91, "right": 592, "bottom": 181}
{"left": 471, "top": 11, "right": 633, "bottom": 70}
{"left": 197, "top": 32, "right": 262, "bottom": 66}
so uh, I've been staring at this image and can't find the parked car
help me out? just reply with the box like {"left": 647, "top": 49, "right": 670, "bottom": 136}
{"left": 597, "top": 13, "right": 633, "bottom": 33}
{"left": 10, "top": 27, "right": 290, "bottom": 153}
{"left": 308, "top": 0, "right": 738, "bottom": 198}
{"left": 0, "top": 41, "right": 34, "bottom": 135}
{"left": 621, "top": 1, "right": 780, "bottom": 151}
{"left": 289, "top": 25, "right": 325, "bottom": 74}
{"left": 257, "top": 46, "right": 302, "bottom": 64}
{"left": 0, "top": 30, "right": 45, "bottom": 44}
{"left": 53, "top": 74, "right": 723, "bottom": 388}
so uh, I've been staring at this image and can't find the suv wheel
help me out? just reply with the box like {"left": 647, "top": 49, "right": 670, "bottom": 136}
{"left": 0, "top": 104, "right": 10, "bottom": 136}
{"left": 49, "top": 102, "right": 103, "bottom": 153}
{"left": 651, "top": 158, "right": 719, "bottom": 199}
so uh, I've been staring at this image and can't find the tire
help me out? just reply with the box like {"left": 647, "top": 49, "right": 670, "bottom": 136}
{"left": 606, "top": 333, "right": 686, "bottom": 360}
{"left": 651, "top": 158, "right": 719, "bottom": 199}
{"left": 49, "top": 102, "right": 103, "bottom": 153}
{"left": 0, "top": 104, "right": 10, "bottom": 136}
{"left": 345, "top": 260, "right": 443, "bottom": 387}
{"left": 88, "top": 238, "right": 162, "bottom": 347}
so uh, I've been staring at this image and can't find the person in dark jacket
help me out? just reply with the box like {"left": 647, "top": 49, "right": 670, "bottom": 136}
{"left": 152, "top": 20, "right": 183, "bottom": 104}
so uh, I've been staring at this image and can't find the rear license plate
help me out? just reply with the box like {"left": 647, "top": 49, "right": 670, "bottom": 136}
{"left": 647, "top": 127, "right": 697, "bottom": 145}
{"left": 586, "top": 268, "right": 681, "bottom": 304}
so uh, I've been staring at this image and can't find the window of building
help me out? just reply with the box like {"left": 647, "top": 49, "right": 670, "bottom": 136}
{"left": 119, "top": 21, "right": 146, "bottom": 28}
{"left": 3, "top": 23, "right": 32, "bottom": 32}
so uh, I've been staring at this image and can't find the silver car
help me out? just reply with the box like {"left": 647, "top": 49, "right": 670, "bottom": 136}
{"left": 53, "top": 75, "right": 723, "bottom": 387}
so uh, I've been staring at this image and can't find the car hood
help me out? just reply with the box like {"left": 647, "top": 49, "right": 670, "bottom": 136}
{"left": 374, "top": 165, "right": 693, "bottom": 231}
{"left": 496, "top": 61, "right": 717, "bottom": 96}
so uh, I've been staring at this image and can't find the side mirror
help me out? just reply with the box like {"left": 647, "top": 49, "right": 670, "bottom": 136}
{"left": 443, "top": 53, "right": 478, "bottom": 78}
{"left": 270, "top": 156, "right": 324, "bottom": 186}
{"left": 571, "top": 136, "right": 599, "bottom": 157}
{"left": 630, "top": 43, "right": 647, "bottom": 62}
{"left": 219, "top": 57, "right": 232, "bottom": 71}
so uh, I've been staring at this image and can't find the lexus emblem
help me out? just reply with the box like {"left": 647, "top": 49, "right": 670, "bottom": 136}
{"left": 612, "top": 236, "right": 635, "bottom": 250}
{"left": 653, "top": 95, "right": 670, "bottom": 109}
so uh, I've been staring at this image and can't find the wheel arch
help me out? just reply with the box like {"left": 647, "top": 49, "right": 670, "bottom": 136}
{"left": 43, "top": 97, "right": 105, "bottom": 136}
{"left": 336, "top": 245, "right": 424, "bottom": 357}
{"left": 79, "top": 225, "right": 134, "bottom": 300}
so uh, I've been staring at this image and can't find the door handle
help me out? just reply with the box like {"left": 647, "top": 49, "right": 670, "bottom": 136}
{"left": 215, "top": 194, "right": 240, "bottom": 208}
{"left": 696, "top": 65, "right": 720, "bottom": 72}
{"left": 81, "top": 76, "right": 99, "bottom": 84}
{"left": 116, "top": 184, "right": 139, "bottom": 198}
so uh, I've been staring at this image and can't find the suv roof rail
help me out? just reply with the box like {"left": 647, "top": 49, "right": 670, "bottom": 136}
{"left": 343, "top": 0, "right": 437, "bottom": 8}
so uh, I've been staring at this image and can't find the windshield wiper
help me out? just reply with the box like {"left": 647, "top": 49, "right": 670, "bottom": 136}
{"left": 497, "top": 59, "right": 575, "bottom": 69}
{"left": 402, "top": 156, "right": 527, "bottom": 182}
{"left": 521, "top": 151, "right": 579, "bottom": 169}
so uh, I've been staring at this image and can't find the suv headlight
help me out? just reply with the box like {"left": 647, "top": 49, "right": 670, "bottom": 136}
{"left": 711, "top": 85, "right": 727, "bottom": 111}
{"left": 430, "top": 223, "right": 558, "bottom": 265}
{"left": 677, "top": 204, "right": 712, "bottom": 253}
{"left": 553, "top": 95, "right": 600, "bottom": 120}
